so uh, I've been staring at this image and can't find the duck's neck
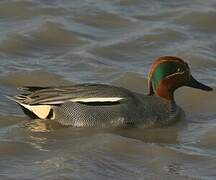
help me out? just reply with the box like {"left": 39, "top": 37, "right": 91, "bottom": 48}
{"left": 153, "top": 81, "right": 175, "bottom": 101}
{"left": 142, "top": 94, "right": 180, "bottom": 126}
{"left": 155, "top": 84, "right": 174, "bottom": 101}
{"left": 154, "top": 92, "right": 177, "bottom": 111}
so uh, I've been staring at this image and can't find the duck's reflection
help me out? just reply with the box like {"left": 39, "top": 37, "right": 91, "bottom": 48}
{"left": 25, "top": 119, "right": 64, "bottom": 132}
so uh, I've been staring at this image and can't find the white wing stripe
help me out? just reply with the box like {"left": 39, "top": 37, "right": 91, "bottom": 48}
{"left": 37, "top": 97, "right": 124, "bottom": 105}
{"left": 70, "top": 97, "right": 123, "bottom": 102}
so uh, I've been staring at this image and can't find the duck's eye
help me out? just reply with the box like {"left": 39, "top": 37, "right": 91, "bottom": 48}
{"left": 177, "top": 68, "right": 182, "bottom": 72}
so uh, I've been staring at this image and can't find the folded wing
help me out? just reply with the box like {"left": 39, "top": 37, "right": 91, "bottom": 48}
{"left": 9, "top": 84, "right": 133, "bottom": 106}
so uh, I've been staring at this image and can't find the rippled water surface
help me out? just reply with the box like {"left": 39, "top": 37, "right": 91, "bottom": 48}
{"left": 0, "top": 0, "right": 216, "bottom": 179}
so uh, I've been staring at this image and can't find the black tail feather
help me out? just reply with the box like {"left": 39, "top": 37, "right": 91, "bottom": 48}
{"left": 17, "top": 86, "right": 49, "bottom": 92}
{"left": 19, "top": 105, "right": 39, "bottom": 119}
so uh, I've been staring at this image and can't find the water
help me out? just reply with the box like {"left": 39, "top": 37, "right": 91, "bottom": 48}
{"left": 0, "top": 0, "right": 216, "bottom": 179}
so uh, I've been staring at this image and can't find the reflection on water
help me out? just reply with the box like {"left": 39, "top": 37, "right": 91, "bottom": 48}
{"left": 0, "top": 0, "right": 216, "bottom": 179}
{"left": 25, "top": 120, "right": 58, "bottom": 133}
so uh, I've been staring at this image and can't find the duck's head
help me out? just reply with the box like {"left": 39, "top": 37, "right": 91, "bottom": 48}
{"left": 148, "top": 56, "right": 212, "bottom": 100}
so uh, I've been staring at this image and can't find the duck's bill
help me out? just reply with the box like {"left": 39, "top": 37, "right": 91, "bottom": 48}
{"left": 186, "top": 75, "right": 213, "bottom": 91}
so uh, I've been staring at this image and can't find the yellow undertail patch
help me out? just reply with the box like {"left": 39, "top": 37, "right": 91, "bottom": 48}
{"left": 20, "top": 103, "right": 51, "bottom": 119}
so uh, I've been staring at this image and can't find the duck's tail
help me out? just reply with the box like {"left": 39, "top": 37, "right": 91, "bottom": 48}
{"left": 6, "top": 94, "right": 52, "bottom": 120}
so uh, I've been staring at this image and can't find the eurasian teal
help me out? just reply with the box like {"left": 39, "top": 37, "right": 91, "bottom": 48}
{"left": 8, "top": 56, "right": 212, "bottom": 127}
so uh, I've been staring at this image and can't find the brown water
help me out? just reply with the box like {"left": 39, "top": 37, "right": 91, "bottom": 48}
{"left": 0, "top": 0, "right": 216, "bottom": 179}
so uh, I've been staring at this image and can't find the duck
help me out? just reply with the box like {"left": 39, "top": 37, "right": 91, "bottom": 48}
{"left": 8, "top": 56, "right": 212, "bottom": 128}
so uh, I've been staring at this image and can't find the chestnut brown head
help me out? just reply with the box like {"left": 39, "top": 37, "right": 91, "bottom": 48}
{"left": 148, "top": 56, "right": 212, "bottom": 100}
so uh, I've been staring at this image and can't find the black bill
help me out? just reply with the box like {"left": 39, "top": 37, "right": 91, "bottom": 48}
{"left": 186, "top": 75, "right": 213, "bottom": 91}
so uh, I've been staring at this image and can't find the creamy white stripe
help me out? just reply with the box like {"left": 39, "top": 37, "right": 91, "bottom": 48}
{"left": 71, "top": 97, "right": 123, "bottom": 102}
{"left": 38, "top": 97, "right": 124, "bottom": 105}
